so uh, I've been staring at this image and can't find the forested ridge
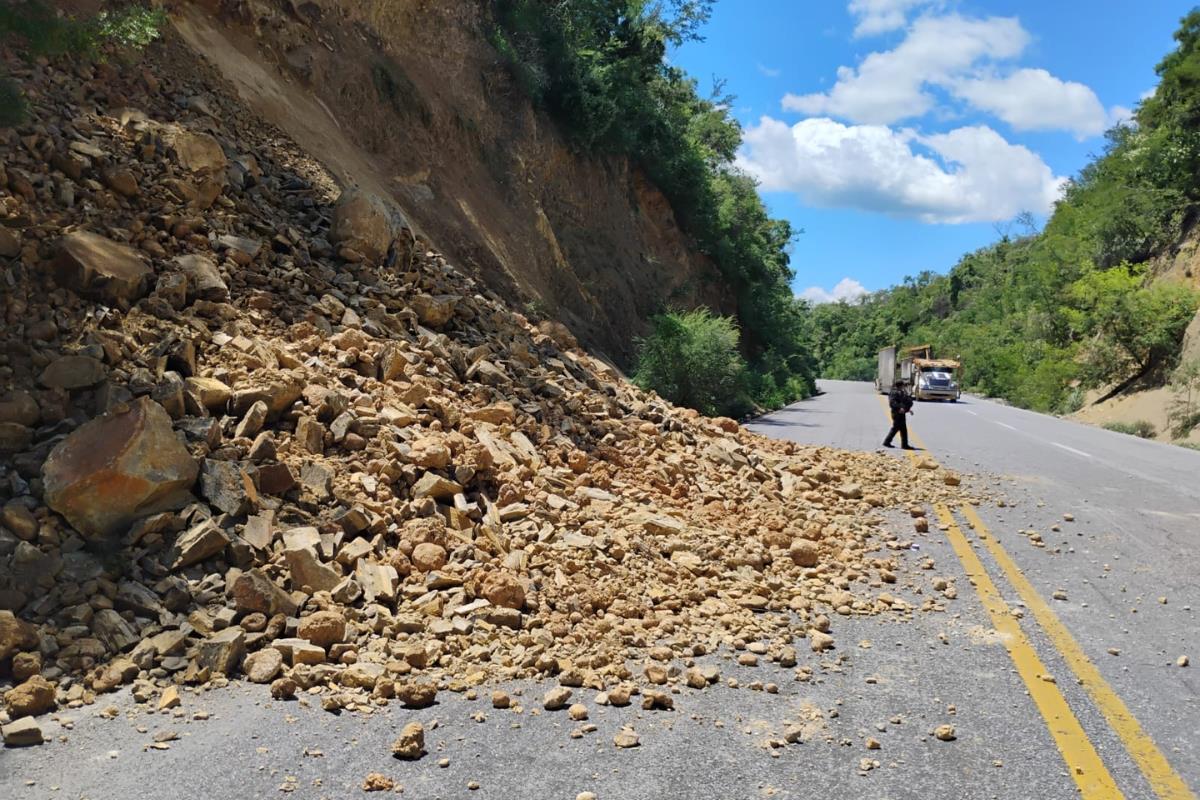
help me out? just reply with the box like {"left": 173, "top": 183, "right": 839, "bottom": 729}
{"left": 810, "top": 11, "right": 1200, "bottom": 424}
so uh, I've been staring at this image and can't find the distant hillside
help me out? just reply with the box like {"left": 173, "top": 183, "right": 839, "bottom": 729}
{"left": 809, "top": 9, "right": 1200, "bottom": 443}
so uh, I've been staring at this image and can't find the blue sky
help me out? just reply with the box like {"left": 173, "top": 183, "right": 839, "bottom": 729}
{"left": 674, "top": 0, "right": 1195, "bottom": 302}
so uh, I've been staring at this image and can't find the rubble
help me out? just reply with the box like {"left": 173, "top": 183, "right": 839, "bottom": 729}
{"left": 0, "top": 26, "right": 979, "bottom": 748}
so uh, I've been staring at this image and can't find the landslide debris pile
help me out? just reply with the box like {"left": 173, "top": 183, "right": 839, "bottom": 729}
{"left": 0, "top": 27, "right": 971, "bottom": 744}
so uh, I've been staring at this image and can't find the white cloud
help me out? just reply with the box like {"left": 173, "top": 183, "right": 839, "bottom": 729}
{"left": 848, "top": 0, "right": 935, "bottom": 38}
{"left": 1108, "top": 105, "right": 1134, "bottom": 127}
{"left": 800, "top": 278, "right": 870, "bottom": 304}
{"left": 738, "top": 116, "right": 1066, "bottom": 224}
{"left": 758, "top": 63, "right": 782, "bottom": 78}
{"left": 952, "top": 68, "right": 1108, "bottom": 138}
{"left": 783, "top": 14, "right": 1029, "bottom": 125}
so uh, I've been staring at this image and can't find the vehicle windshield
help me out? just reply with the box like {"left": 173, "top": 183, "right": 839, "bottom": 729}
{"left": 922, "top": 371, "right": 954, "bottom": 386}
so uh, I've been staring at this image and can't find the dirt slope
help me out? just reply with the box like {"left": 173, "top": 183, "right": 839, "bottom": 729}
{"left": 171, "top": 0, "right": 732, "bottom": 367}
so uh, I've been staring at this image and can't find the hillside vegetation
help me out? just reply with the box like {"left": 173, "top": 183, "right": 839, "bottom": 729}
{"left": 811, "top": 10, "right": 1200, "bottom": 419}
{"left": 490, "top": 0, "right": 816, "bottom": 414}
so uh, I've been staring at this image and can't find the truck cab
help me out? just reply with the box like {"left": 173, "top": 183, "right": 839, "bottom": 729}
{"left": 914, "top": 367, "right": 961, "bottom": 401}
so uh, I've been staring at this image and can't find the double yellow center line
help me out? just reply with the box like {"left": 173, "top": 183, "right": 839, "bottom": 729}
{"left": 878, "top": 395, "right": 1195, "bottom": 800}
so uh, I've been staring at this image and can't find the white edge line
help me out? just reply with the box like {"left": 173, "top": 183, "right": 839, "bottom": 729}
{"left": 964, "top": 409, "right": 978, "bottom": 416}
{"left": 1051, "top": 441, "right": 1092, "bottom": 458}
{"left": 994, "top": 421, "right": 1018, "bottom": 431}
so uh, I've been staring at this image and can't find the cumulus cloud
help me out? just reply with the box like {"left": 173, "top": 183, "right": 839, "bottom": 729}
{"left": 848, "top": 0, "right": 935, "bottom": 38}
{"left": 952, "top": 68, "right": 1108, "bottom": 138}
{"left": 737, "top": 116, "right": 1066, "bottom": 224}
{"left": 783, "top": 14, "right": 1029, "bottom": 125}
{"left": 799, "top": 278, "right": 870, "bottom": 304}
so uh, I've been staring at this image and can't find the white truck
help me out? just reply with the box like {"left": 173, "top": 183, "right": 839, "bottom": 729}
{"left": 876, "top": 345, "right": 962, "bottom": 401}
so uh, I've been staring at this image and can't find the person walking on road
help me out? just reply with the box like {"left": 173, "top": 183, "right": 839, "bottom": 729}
{"left": 883, "top": 380, "right": 914, "bottom": 449}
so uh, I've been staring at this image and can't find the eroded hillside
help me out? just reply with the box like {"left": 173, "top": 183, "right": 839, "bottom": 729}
{"left": 170, "top": 0, "right": 732, "bottom": 366}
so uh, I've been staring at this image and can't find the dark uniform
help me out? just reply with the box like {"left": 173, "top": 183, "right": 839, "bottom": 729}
{"left": 883, "top": 384, "right": 913, "bottom": 448}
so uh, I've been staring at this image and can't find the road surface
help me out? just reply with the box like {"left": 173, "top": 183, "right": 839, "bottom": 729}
{"left": 2, "top": 381, "right": 1196, "bottom": 800}
{"left": 749, "top": 380, "right": 1200, "bottom": 800}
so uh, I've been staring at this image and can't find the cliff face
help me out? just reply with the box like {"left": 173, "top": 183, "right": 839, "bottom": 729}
{"left": 172, "top": 0, "right": 731, "bottom": 367}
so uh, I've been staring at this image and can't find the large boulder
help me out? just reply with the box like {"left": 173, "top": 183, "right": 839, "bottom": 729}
{"left": 167, "top": 129, "right": 227, "bottom": 174}
{"left": 42, "top": 397, "right": 198, "bottom": 540}
{"left": 52, "top": 231, "right": 152, "bottom": 305}
{"left": 330, "top": 188, "right": 397, "bottom": 263}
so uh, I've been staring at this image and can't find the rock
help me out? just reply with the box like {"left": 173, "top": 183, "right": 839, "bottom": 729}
{"left": 362, "top": 773, "right": 395, "bottom": 792}
{"left": 1, "top": 717, "right": 43, "bottom": 746}
{"left": 466, "top": 402, "right": 515, "bottom": 425}
{"left": 43, "top": 397, "right": 198, "bottom": 540}
{"left": 12, "top": 652, "right": 41, "bottom": 682}
{"left": 196, "top": 627, "right": 246, "bottom": 675}
{"left": 244, "top": 649, "right": 284, "bottom": 683}
{"left": 331, "top": 189, "right": 396, "bottom": 263}
{"left": 184, "top": 377, "right": 232, "bottom": 411}
{"left": 0, "top": 423, "right": 33, "bottom": 452}
{"left": 568, "top": 703, "right": 588, "bottom": 720}
{"left": 93, "top": 609, "right": 138, "bottom": 652}
{"left": 198, "top": 459, "right": 254, "bottom": 516}
{"left": 356, "top": 560, "right": 399, "bottom": 604}
{"left": 491, "top": 691, "right": 511, "bottom": 709}
{"left": 93, "top": 657, "right": 138, "bottom": 692}
{"left": 1, "top": 504, "right": 38, "bottom": 541}
{"left": 411, "top": 294, "right": 457, "bottom": 327}
{"left": 411, "top": 542, "right": 447, "bottom": 571}
{"left": 943, "top": 473, "right": 961, "bottom": 486}
{"left": 171, "top": 519, "right": 230, "bottom": 569}
{"left": 391, "top": 721, "right": 426, "bottom": 760}
{"left": 168, "top": 129, "right": 227, "bottom": 173}
{"left": 230, "top": 569, "right": 296, "bottom": 616}
{"left": 412, "top": 472, "right": 462, "bottom": 500}
{"left": 0, "top": 390, "right": 39, "bottom": 427}
{"left": 103, "top": 167, "right": 139, "bottom": 197}
{"left": 641, "top": 690, "right": 673, "bottom": 710}
{"left": 396, "top": 682, "right": 438, "bottom": 709}
{"left": 173, "top": 255, "right": 229, "bottom": 302}
{"left": 543, "top": 687, "right": 572, "bottom": 710}
{"left": 38, "top": 355, "right": 107, "bottom": 390}
{"left": 270, "top": 677, "right": 297, "bottom": 700}
{"left": 606, "top": 685, "right": 632, "bottom": 707}
{"left": 480, "top": 570, "right": 525, "bottom": 610}
{"left": 286, "top": 545, "right": 341, "bottom": 593}
{"left": 3, "top": 675, "right": 55, "bottom": 719}
{"left": 298, "top": 610, "right": 346, "bottom": 649}
{"left": 809, "top": 630, "right": 834, "bottom": 652}
{"left": 158, "top": 685, "right": 181, "bottom": 710}
{"left": 934, "top": 724, "right": 956, "bottom": 741}
{"left": 0, "top": 226, "right": 20, "bottom": 258}
{"left": 836, "top": 483, "right": 863, "bottom": 500}
{"left": 790, "top": 539, "right": 819, "bottom": 568}
{"left": 53, "top": 231, "right": 152, "bottom": 305}
{"left": 235, "top": 401, "right": 268, "bottom": 439}
{"left": 613, "top": 727, "right": 640, "bottom": 748}
{"left": 1178, "top": 655, "right": 1190, "bottom": 667}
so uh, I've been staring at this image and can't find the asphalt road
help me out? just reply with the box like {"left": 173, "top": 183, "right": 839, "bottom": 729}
{"left": 2, "top": 381, "right": 1195, "bottom": 800}
{"left": 750, "top": 379, "right": 1200, "bottom": 800}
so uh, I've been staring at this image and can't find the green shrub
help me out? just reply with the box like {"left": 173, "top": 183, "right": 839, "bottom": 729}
{"left": 0, "top": 2, "right": 165, "bottom": 127}
{"left": 633, "top": 309, "right": 749, "bottom": 417}
{"left": 1103, "top": 420, "right": 1157, "bottom": 438}
{"left": 0, "top": 75, "right": 26, "bottom": 127}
